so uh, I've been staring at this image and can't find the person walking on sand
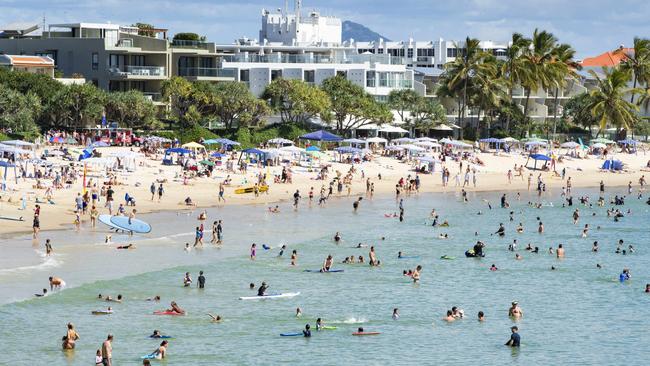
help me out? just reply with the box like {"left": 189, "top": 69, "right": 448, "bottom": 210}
{"left": 150, "top": 182, "right": 156, "bottom": 201}
{"left": 157, "top": 184, "right": 164, "bottom": 202}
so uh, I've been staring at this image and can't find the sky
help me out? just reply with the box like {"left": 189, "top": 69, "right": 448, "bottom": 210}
{"left": 1, "top": 0, "right": 649, "bottom": 58}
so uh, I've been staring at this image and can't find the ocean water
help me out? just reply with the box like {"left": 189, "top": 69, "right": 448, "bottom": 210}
{"left": 0, "top": 187, "right": 649, "bottom": 365}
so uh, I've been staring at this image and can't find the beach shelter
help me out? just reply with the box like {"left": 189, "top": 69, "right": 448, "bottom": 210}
{"left": 0, "top": 160, "right": 17, "bottom": 189}
{"left": 526, "top": 153, "right": 551, "bottom": 170}
{"left": 211, "top": 152, "right": 225, "bottom": 158}
{"left": 299, "top": 130, "right": 343, "bottom": 142}
{"left": 560, "top": 141, "right": 580, "bottom": 149}
{"left": 335, "top": 146, "right": 363, "bottom": 154}
{"left": 385, "top": 145, "right": 405, "bottom": 151}
{"left": 342, "top": 138, "right": 365, "bottom": 144}
{"left": 181, "top": 141, "right": 206, "bottom": 154}
{"left": 268, "top": 137, "right": 294, "bottom": 146}
{"left": 415, "top": 137, "right": 438, "bottom": 142}
{"left": 591, "top": 143, "right": 607, "bottom": 149}
{"left": 601, "top": 159, "right": 623, "bottom": 171}
{"left": 392, "top": 137, "right": 415, "bottom": 144}
{"left": 2, "top": 140, "right": 35, "bottom": 148}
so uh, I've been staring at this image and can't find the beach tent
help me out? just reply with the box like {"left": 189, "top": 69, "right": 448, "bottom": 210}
{"left": 366, "top": 137, "right": 388, "bottom": 144}
{"left": 415, "top": 137, "right": 438, "bottom": 142}
{"left": 182, "top": 142, "right": 206, "bottom": 154}
{"left": 560, "top": 141, "right": 580, "bottom": 149}
{"left": 385, "top": 145, "right": 405, "bottom": 151}
{"left": 392, "top": 137, "right": 414, "bottom": 144}
{"left": 0, "top": 160, "right": 17, "bottom": 189}
{"left": 211, "top": 152, "right": 225, "bottom": 158}
{"left": 601, "top": 159, "right": 623, "bottom": 171}
{"left": 403, "top": 144, "right": 426, "bottom": 152}
{"left": 165, "top": 148, "right": 191, "bottom": 154}
{"left": 447, "top": 140, "right": 473, "bottom": 149}
{"left": 242, "top": 148, "right": 264, "bottom": 155}
{"left": 209, "top": 138, "right": 241, "bottom": 146}
{"left": 279, "top": 145, "right": 305, "bottom": 153}
{"left": 305, "top": 146, "right": 320, "bottom": 152}
{"left": 335, "top": 146, "right": 363, "bottom": 154}
{"left": 342, "top": 138, "right": 366, "bottom": 144}
{"left": 434, "top": 124, "right": 454, "bottom": 131}
{"left": 414, "top": 141, "right": 441, "bottom": 149}
{"left": 378, "top": 125, "right": 409, "bottom": 134}
{"left": 617, "top": 139, "right": 639, "bottom": 145}
{"left": 268, "top": 137, "right": 294, "bottom": 145}
{"left": 2, "top": 140, "right": 35, "bottom": 147}
{"left": 479, "top": 138, "right": 500, "bottom": 143}
{"left": 499, "top": 137, "right": 519, "bottom": 143}
{"left": 591, "top": 143, "right": 607, "bottom": 149}
{"left": 526, "top": 153, "right": 551, "bottom": 170}
{"left": 300, "top": 130, "right": 343, "bottom": 142}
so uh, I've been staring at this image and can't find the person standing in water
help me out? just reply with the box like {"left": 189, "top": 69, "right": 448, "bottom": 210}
{"left": 197, "top": 271, "right": 206, "bottom": 289}
{"left": 62, "top": 322, "right": 80, "bottom": 349}
{"left": 508, "top": 302, "right": 523, "bottom": 318}
{"left": 101, "top": 334, "right": 113, "bottom": 366}
{"left": 505, "top": 326, "right": 521, "bottom": 347}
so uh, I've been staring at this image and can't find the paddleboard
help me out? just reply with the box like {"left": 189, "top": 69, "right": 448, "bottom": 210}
{"left": 440, "top": 256, "right": 456, "bottom": 260}
{"left": 320, "top": 326, "right": 337, "bottom": 330}
{"left": 110, "top": 216, "right": 152, "bottom": 234}
{"left": 398, "top": 256, "right": 420, "bottom": 259}
{"left": 303, "top": 269, "right": 344, "bottom": 273}
{"left": 98, "top": 215, "right": 125, "bottom": 232}
{"left": 91, "top": 310, "right": 113, "bottom": 315}
{"left": 235, "top": 185, "right": 269, "bottom": 194}
{"left": 153, "top": 310, "right": 184, "bottom": 316}
{"left": 141, "top": 353, "right": 157, "bottom": 360}
{"left": 149, "top": 335, "right": 173, "bottom": 339}
{"left": 0, "top": 216, "right": 24, "bottom": 221}
{"left": 238, "top": 292, "right": 300, "bottom": 300}
{"left": 280, "top": 332, "right": 302, "bottom": 337}
{"left": 352, "top": 332, "right": 381, "bottom": 336}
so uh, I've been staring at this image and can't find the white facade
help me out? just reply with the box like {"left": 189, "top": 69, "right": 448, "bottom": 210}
{"left": 260, "top": 1, "right": 341, "bottom": 46}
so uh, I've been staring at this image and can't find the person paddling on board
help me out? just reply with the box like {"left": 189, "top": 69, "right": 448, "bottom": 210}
{"left": 321, "top": 255, "right": 333, "bottom": 272}
{"left": 151, "top": 340, "right": 168, "bottom": 359}
{"left": 303, "top": 324, "right": 311, "bottom": 337}
{"left": 257, "top": 282, "right": 269, "bottom": 296}
{"left": 166, "top": 301, "right": 185, "bottom": 315}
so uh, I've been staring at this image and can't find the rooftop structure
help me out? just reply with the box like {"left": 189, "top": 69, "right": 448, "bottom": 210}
{"left": 581, "top": 46, "right": 631, "bottom": 68}
{"left": 260, "top": 0, "right": 342, "bottom": 46}
{"left": 0, "top": 54, "right": 55, "bottom": 76}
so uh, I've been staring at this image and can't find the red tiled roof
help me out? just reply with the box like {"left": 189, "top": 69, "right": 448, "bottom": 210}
{"left": 581, "top": 48, "right": 632, "bottom": 67}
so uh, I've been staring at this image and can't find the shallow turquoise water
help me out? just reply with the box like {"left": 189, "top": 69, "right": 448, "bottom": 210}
{"left": 1, "top": 188, "right": 649, "bottom": 365}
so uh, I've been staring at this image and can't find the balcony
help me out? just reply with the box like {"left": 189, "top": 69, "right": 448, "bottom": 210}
{"left": 177, "top": 67, "right": 235, "bottom": 80}
{"left": 171, "top": 40, "right": 211, "bottom": 50}
{"left": 366, "top": 79, "right": 413, "bottom": 89}
{"left": 109, "top": 66, "right": 166, "bottom": 79}
{"left": 143, "top": 92, "right": 164, "bottom": 103}
{"left": 225, "top": 53, "right": 406, "bottom": 66}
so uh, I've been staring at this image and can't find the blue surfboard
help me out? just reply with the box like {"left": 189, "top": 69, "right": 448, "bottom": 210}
{"left": 280, "top": 332, "right": 302, "bottom": 337}
{"left": 303, "top": 269, "right": 344, "bottom": 273}
{"left": 98, "top": 214, "right": 126, "bottom": 232}
{"left": 109, "top": 216, "right": 152, "bottom": 233}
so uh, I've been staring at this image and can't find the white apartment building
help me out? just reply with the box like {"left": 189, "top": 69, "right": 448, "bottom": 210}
{"left": 260, "top": 1, "right": 341, "bottom": 46}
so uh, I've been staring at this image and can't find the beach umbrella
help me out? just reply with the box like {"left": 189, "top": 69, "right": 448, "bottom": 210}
{"left": 242, "top": 148, "right": 264, "bottom": 155}
{"left": 403, "top": 145, "right": 426, "bottom": 152}
{"left": 378, "top": 125, "right": 409, "bottom": 134}
{"left": 49, "top": 136, "right": 65, "bottom": 143}
{"left": 560, "top": 141, "right": 580, "bottom": 149}
{"left": 211, "top": 152, "right": 225, "bottom": 158}
{"left": 525, "top": 141, "right": 547, "bottom": 147}
{"left": 199, "top": 160, "right": 215, "bottom": 166}
{"left": 299, "top": 130, "right": 343, "bottom": 142}
{"left": 414, "top": 141, "right": 438, "bottom": 148}
{"left": 591, "top": 143, "right": 607, "bottom": 149}
{"left": 439, "top": 138, "right": 452, "bottom": 144}
{"left": 499, "top": 137, "right": 519, "bottom": 143}
{"left": 479, "top": 138, "right": 500, "bottom": 143}
{"left": 433, "top": 124, "right": 453, "bottom": 131}
{"left": 212, "top": 138, "right": 240, "bottom": 146}
{"left": 182, "top": 141, "right": 205, "bottom": 149}
{"left": 385, "top": 145, "right": 405, "bottom": 151}
{"left": 305, "top": 146, "right": 320, "bottom": 152}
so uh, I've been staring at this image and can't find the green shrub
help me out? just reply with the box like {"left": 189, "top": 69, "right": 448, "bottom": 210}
{"left": 0, "top": 132, "right": 10, "bottom": 141}
{"left": 178, "top": 125, "right": 218, "bottom": 144}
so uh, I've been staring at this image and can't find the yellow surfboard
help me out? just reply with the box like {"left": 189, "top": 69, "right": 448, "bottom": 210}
{"left": 234, "top": 185, "right": 269, "bottom": 194}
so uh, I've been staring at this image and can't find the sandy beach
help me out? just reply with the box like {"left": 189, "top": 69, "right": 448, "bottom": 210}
{"left": 1, "top": 145, "right": 648, "bottom": 235}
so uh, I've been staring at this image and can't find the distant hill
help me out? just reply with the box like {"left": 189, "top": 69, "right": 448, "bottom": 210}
{"left": 342, "top": 20, "right": 391, "bottom": 42}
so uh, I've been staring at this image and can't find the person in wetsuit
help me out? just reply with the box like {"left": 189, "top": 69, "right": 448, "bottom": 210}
{"left": 257, "top": 282, "right": 269, "bottom": 296}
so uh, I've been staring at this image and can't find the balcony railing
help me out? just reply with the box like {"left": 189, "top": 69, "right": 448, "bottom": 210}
{"left": 171, "top": 40, "right": 210, "bottom": 50}
{"left": 110, "top": 66, "right": 165, "bottom": 77}
{"left": 143, "top": 92, "right": 163, "bottom": 102}
{"left": 178, "top": 67, "right": 235, "bottom": 78}
{"left": 366, "top": 79, "right": 413, "bottom": 88}
{"left": 225, "top": 53, "right": 406, "bottom": 65}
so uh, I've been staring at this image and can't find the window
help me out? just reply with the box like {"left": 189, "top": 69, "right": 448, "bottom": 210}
{"left": 417, "top": 48, "right": 435, "bottom": 57}
{"left": 336, "top": 70, "right": 347, "bottom": 78}
{"left": 200, "top": 57, "right": 214, "bottom": 68}
{"left": 407, "top": 48, "right": 413, "bottom": 58}
{"left": 377, "top": 48, "right": 384, "bottom": 54}
{"left": 303, "top": 70, "right": 315, "bottom": 83}
{"left": 239, "top": 69, "right": 250, "bottom": 82}
{"left": 271, "top": 69, "right": 282, "bottom": 80}
{"left": 36, "top": 50, "right": 58, "bottom": 66}
{"left": 91, "top": 79, "right": 99, "bottom": 87}
{"left": 91, "top": 53, "right": 98, "bottom": 70}
{"left": 366, "top": 71, "right": 376, "bottom": 87}
{"left": 131, "top": 55, "right": 145, "bottom": 67}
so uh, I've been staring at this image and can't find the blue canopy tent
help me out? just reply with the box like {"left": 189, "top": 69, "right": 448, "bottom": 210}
{"left": 0, "top": 160, "right": 17, "bottom": 190}
{"left": 526, "top": 153, "right": 551, "bottom": 170}
{"left": 601, "top": 159, "right": 624, "bottom": 171}
{"left": 239, "top": 148, "right": 266, "bottom": 165}
{"left": 479, "top": 137, "right": 502, "bottom": 150}
{"left": 300, "top": 130, "right": 343, "bottom": 143}
{"left": 305, "top": 146, "right": 320, "bottom": 152}
{"left": 163, "top": 147, "right": 192, "bottom": 165}
{"left": 618, "top": 139, "right": 639, "bottom": 153}
{"left": 334, "top": 146, "right": 363, "bottom": 154}
{"left": 211, "top": 152, "right": 225, "bottom": 158}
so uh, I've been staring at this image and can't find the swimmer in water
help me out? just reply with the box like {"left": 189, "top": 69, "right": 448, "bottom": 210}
{"left": 478, "top": 311, "right": 485, "bottom": 321}
{"left": 392, "top": 308, "right": 400, "bottom": 320}
{"left": 516, "top": 223, "right": 524, "bottom": 233}
{"left": 296, "top": 307, "right": 302, "bottom": 317}
{"left": 334, "top": 232, "right": 342, "bottom": 243}
{"left": 443, "top": 310, "right": 456, "bottom": 322}
{"left": 207, "top": 313, "right": 222, "bottom": 323}
{"left": 411, "top": 265, "right": 422, "bottom": 283}
{"left": 490, "top": 264, "right": 498, "bottom": 271}
{"left": 508, "top": 301, "right": 523, "bottom": 318}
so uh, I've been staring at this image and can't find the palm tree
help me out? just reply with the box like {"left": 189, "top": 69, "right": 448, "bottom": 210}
{"left": 618, "top": 37, "right": 650, "bottom": 104}
{"left": 520, "top": 29, "right": 559, "bottom": 136}
{"left": 587, "top": 68, "right": 639, "bottom": 134}
{"left": 445, "top": 37, "right": 483, "bottom": 137}
{"left": 549, "top": 43, "right": 581, "bottom": 140}
{"left": 502, "top": 33, "right": 531, "bottom": 134}
{"left": 471, "top": 56, "right": 505, "bottom": 138}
